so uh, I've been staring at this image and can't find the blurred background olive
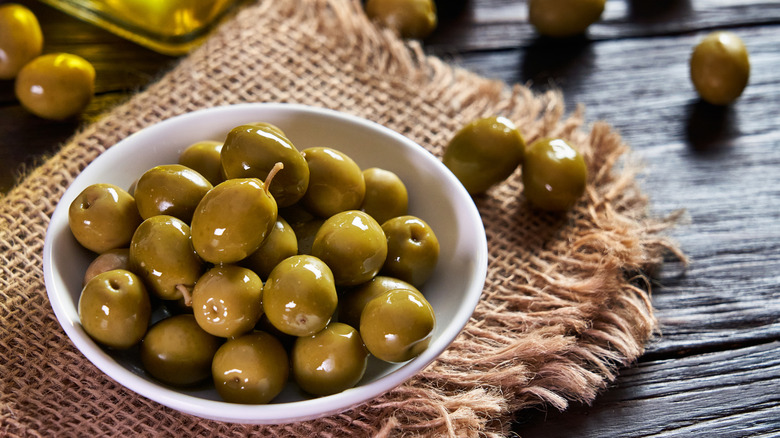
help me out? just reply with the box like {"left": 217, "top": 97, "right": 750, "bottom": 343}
{"left": 364, "top": 0, "right": 437, "bottom": 39}
{"left": 15, "top": 52, "right": 95, "bottom": 120}
{"left": 690, "top": 31, "right": 750, "bottom": 105}
{"left": 0, "top": 3, "right": 43, "bottom": 79}
{"left": 522, "top": 138, "right": 588, "bottom": 212}
{"left": 528, "top": 0, "right": 606, "bottom": 38}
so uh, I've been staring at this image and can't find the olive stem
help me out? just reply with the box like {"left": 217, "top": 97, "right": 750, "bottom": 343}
{"left": 176, "top": 283, "right": 194, "bottom": 307}
{"left": 264, "top": 162, "right": 284, "bottom": 195}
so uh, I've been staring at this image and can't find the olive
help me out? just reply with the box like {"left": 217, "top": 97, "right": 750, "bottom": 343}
{"left": 364, "top": 0, "right": 437, "bottom": 40}
{"left": 129, "top": 215, "right": 204, "bottom": 301}
{"left": 380, "top": 215, "right": 439, "bottom": 287}
{"left": 69, "top": 183, "right": 142, "bottom": 254}
{"left": 133, "top": 164, "right": 213, "bottom": 223}
{"left": 140, "top": 314, "right": 221, "bottom": 386}
{"left": 178, "top": 140, "right": 225, "bottom": 186}
{"left": 83, "top": 248, "right": 130, "bottom": 286}
{"left": 15, "top": 53, "right": 95, "bottom": 120}
{"left": 442, "top": 116, "right": 526, "bottom": 194}
{"left": 279, "top": 203, "right": 324, "bottom": 255}
{"left": 522, "top": 138, "right": 587, "bottom": 212}
{"left": 262, "top": 255, "right": 338, "bottom": 337}
{"left": 0, "top": 3, "right": 43, "bottom": 79}
{"left": 190, "top": 177, "right": 277, "bottom": 264}
{"left": 301, "top": 147, "right": 365, "bottom": 218}
{"left": 360, "top": 167, "right": 408, "bottom": 224}
{"left": 220, "top": 123, "right": 309, "bottom": 207}
{"left": 191, "top": 265, "right": 264, "bottom": 338}
{"left": 292, "top": 322, "right": 369, "bottom": 395}
{"left": 339, "top": 276, "right": 421, "bottom": 329}
{"left": 311, "top": 210, "right": 387, "bottom": 286}
{"left": 359, "top": 288, "right": 435, "bottom": 363}
{"left": 241, "top": 217, "right": 298, "bottom": 279}
{"left": 212, "top": 331, "right": 289, "bottom": 404}
{"left": 690, "top": 31, "right": 750, "bottom": 105}
{"left": 528, "top": 0, "right": 606, "bottom": 38}
{"left": 78, "top": 269, "right": 151, "bottom": 350}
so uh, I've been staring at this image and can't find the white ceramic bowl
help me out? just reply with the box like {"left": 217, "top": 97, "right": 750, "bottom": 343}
{"left": 43, "top": 103, "right": 488, "bottom": 424}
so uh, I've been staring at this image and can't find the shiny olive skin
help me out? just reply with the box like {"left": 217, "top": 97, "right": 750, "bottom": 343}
{"left": 301, "top": 147, "right": 366, "bottom": 218}
{"left": 78, "top": 269, "right": 151, "bottom": 350}
{"left": 528, "top": 0, "right": 606, "bottom": 38}
{"left": 134, "top": 164, "right": 213, "bottom": 223}
{"left": 129, "top": 215, "right": 204, "bottom": 301}
{"left": 212, "top": 331, "right": 289, "bottom": 404}
{"left": 69, "top": 183, "right": 142, "bottom": 254}
{"left": 522, "top": 138, "right": 588, "bottom": 212}
{"left": 190, "top": 178, "right": 277, "bottom": 264}
{"left": 312, "top": 210, "right": 387, "bottom": 286}
{"left": 241, "top": 217, "right": 298, "bottom": 279}
{"left": 15, "top": 53, "right": 95, "bottom": 120}
{"left": 360, "top": 167, "right": 408, "bottom": 224}
{"left": 443, "top": 116, "right": 526, "bottom": 194}
{"left": 365, "top": 0, "right": 437, "bottom": 40}
{"left": 220, "top": 124, "right": 309, "bottom": 207}
{"left": 262, "top": 255, "right": 338, "bottom": 337}
{"left": 179, "top": 140, "right": 225, "bottom": 186}
{"left": 191, "top": 265, "right": 264, "bottom": 338}
{"left": 83, "top": 248, "right": 130, "bottom": 286}
{"left": 360, "top": 288, "right": 435, "bottom": 363}
{"left": 690, "top": 31, "right": 750, "bottom": 105}
{"left": 292, "top": 322, "right": 369, "bottom": 395}
{"left": 380, "top": 215, "right": 439, "bottom": 287}
{"left": 0, "top": 3, "right": 43, "bottom": 79}
{"left": 339, "top": 276, "right": 421, "bottom": 329}
{"left": 140, "top": 314, "right": 221, "bottom": 386}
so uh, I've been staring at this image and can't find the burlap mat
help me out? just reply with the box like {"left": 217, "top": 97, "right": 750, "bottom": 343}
{"left": 0, "top": 0, "right": 682, "bottom": 436}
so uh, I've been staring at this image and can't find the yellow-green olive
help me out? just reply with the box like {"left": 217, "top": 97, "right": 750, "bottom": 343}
{"left": 528, "top": 0, "right": 606, "bottom": 38}
{"left": 365, "top": 0, "right": 437, "bottom": 39}
{"left": 178, "top": 140, "right": 225, "bottom": 186}
{"left": 690, "top": 31, "right": 750, "bottom": 105}
{"left": 522, "top": 138, "right": 587, "bottom": 211}
{"left": 360, "top": 167, "right": 408, "bottom": 224}
{"left": 68, "top": 183, "right": 142, "bottom": 254}
{"left": 15, "top": 53, "right": 95, "bottom": 120}
{"left": 0, "top": 3, "right": 43, "bottom": 79}
{"left": 380, "top": 215, "right": 439, "bottom": 287}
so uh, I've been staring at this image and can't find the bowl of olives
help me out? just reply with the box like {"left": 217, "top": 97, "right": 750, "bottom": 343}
{"left": 43, "top": 103, "right": 488, "bottom": 424}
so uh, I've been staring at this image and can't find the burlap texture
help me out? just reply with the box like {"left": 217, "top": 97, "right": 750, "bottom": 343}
{"left": 0, "top": 0, "right": 681, "bottom": 436}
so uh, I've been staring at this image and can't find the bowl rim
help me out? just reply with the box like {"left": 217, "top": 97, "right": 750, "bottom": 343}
{"left": 43, "top": 102, "right": 488, "bottom": 424}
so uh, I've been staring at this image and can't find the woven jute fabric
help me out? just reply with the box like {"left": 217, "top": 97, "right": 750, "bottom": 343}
{"left": 0, "top": 0, "right": 681, "bottom": 436}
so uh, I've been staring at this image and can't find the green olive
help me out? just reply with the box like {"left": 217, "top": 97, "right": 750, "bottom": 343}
{"left": 690, "top": 31, "right": 750, "bottom": 105}
{"left": 179, "top": 140, "right": 225, "bottom": 186}
{"left": 365, "top": 0, "right": 437, "bottom": 39}
{"left": 129, "top": 215, "right": 204, "bottom": 301}
{"left": 241, "top": 217, "right": 298, "bottom": 279}
{"left": 522, "top": 138, "right": 588, "bottom": 212}
{"left": 359, "top": 288, "right": 435, "bottom": 363}
{"left": 78, "top": 269, "right": 151, "bottom": 350}
{"left": 15, "top": 53, "right": 95, "bottom": 120}
{"left": 279, "top": 204, "right": 324, "bottom": 255}
{"left": 262, "top": 255, "right": 338, "bottom": 337}
{"left": 212, "top": 331, "right": 289, "bottom": 404}
{"left": 292, "top": 322, "right": 369, "bottom": 395}
{"left": 83, "top": 248, "right": 130, "bottom": 286}
{"left": 339, "top": 276, "right": 421, "bottom": 329}
{"left": 69, "top": 183, "right": 142, "bottom": 254}
{"left": 140, "top": 314, "right": 221, "bottom": 386}
{"left": 301, "top": 147, "right": 366, "bottom": 218}
{"left": 191, "top": 265, "right": 264, "bottom": 338}
{"left": 528, "top": 0, "right": 606, "bottom": 38}
{"left": 190, "top": 178, "right": 277, "bottom": 264}
{"left": 380, "top": 215, "right": 439, "bottom": 287}
{"left": 442, "top": 116, "right": 526, "bottom": 194}
{"left": 0, "top": 3, "right": 43, "bottom": 79}
{"left": 360, "top": 167, "right": 408, "bottom": 224}
{"left": 311, "top": 210, "right": 387, "bottom": 286}
{"left": 220, "top": 123, "right": 309, "bottom": 207}
{"left": 133, "top": 164, "right": 213, "bottom": 223}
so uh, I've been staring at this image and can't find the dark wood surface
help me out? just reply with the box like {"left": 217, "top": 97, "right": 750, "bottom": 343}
{"left": 2, "top": 0, "right": 779, "bottom": 436}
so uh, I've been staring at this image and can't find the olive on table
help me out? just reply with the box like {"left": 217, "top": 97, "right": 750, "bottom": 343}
{"left": 690, "top": 31, "right": 751, "bottom": 105}
{"left": 191, "top": 265, "right": 264, "bottom": 338}
{"left": 212, "top": 331, "right": 289, "bottom": 404}
{"left": 83, "top": 248, "right": 130, "bottom": 285}
{"left": 0, "top": 3, "right": 43, "bottom": 79}
{"left": 15, "top": 53, "right": 95, "bottom": 120}
{"left": 241, "top": 217, "right": 298, "bottom": 279}
{"left": 301, "top": 147, "right": 366, "bottom": 218}
{"left": 133, "top": 164, "right": 213, "bottom": 223}
{"left": 380, "top": 215, "right": 439, "bottom": 287}
{"left": 311, "top": 210, "right": 387, "bottom": 286}
{"left": 78, "top": 269, "right": 151, "bottom": 350}
{"left": 522, "top": 137, "right": 588, "bottom": 212}
{"left": 178, "top": 140, "right": 225, "bottom": 186}
{"left": 442, "top": 116, "right": 526, "bottom": 195}
{"left": 292, "top": 322, "right": 369, "bottom": 396}
{"left": 140, "top": 314, "right": 221, "bottom": 386}
{"left": 339, "top": 275, "right": 421, "bottom": 329}
{"left": 364, "top": 0, "right": 437, "bottom": 40}
{"left": 360, "top": 288, "right": 435, "bottom": 363}
{"left": 360, "top": 167, "right": 408, "bottom": 224}
{"left": 69, "top": 183, "right": 142, "bottom": 254}
{"left": 528, "top": 0, "right": 606, "bottom": 38}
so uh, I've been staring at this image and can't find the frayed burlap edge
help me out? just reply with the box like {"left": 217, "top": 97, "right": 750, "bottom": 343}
{"left": 0, "top": 0, "right": 684, "bottom": 436}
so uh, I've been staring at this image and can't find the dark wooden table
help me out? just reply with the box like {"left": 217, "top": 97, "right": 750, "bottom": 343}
{"left": 2, "top": 0, "right": 778, "bottom": 436}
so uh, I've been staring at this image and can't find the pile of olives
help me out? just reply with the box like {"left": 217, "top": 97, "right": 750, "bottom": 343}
{"left": 69, "top": 121, "right": 440, "bottom": 403}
